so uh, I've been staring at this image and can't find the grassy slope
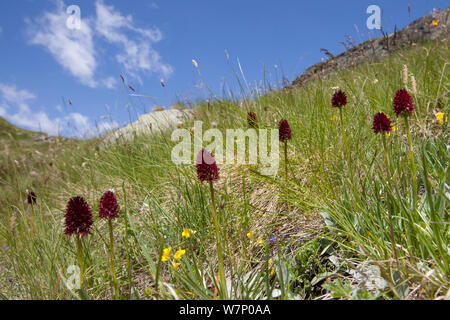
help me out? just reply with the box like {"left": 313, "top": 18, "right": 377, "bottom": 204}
{"left": 0, "top": 117, "right": 41, "bottom": 141}
{"left": 0, "top": 41, "right": 448, "bottom": 300}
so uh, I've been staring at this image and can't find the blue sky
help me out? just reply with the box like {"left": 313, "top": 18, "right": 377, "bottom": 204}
{"left": 0, "top": 0, "right": 447, "bottom": 137}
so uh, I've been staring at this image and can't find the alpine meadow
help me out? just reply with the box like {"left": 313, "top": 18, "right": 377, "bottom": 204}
{"left": 0, "top": 3, "right": 448, "bottom": 302}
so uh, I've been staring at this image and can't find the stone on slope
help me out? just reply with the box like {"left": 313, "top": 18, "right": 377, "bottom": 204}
{"left": 104, "top": 109, "right": 193, "bottom": 144}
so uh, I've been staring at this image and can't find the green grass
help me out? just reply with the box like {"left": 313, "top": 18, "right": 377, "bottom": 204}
{"left": 0, "top": 40, "right": 448, "bottom": 300}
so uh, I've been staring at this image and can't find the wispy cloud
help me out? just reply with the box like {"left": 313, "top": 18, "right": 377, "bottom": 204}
{"left": 26, "top": 0, "right": 98, "bottom": 87}
{"left": 96, "top": 120, "right": 119, "bottom": 134}
{"left": 0, "top": 83, "right": 36, "bottom": 106}
{"left": 0, "top": 84, "right": 54, "bottom": 132}
{"left": 95, "top": 0, "right": 173, "bottom": 80}
{"left": 101, "top": 76, "right": 118, "bottom": 89}
{"left": 26, "top": 0, "right": 173, "bottom": 88}
{"left": 0, "top": 83, "right": 114, "bottom": 137}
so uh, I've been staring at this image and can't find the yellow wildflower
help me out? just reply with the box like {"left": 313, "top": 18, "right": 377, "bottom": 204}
{"left": 182, "top": 228, "right": 190, "bottom": 239}
{"left": 172, "top": 260, "right": 181, "bottom": 270}
{"left": 257, "top": 238, "right": 263, "bottom": 245}
{"left": 268, "top": 259, "right": 276, "bottom": 276}
{"left": 432, "top": 19, "right": 440, "bottom": 26}
{"left": 387, "top": 125, "right": 399, "bottom": 137}
{"left": 330, "top": 115, "right": 340, "bottom": 122}
{"left": 161, "top": 247, "right": 172, "bottom": 262}
{"left": 174, "top": 248, "right": 186, "bottom": 260}
{"left": 246, "top": 230, "right": 253, "bottom": 239}
{"left": 436, "top": 112, "right": 445, "bottom": 125}
{"left": 373, "top": 79, "right": 379, "bottom": 84}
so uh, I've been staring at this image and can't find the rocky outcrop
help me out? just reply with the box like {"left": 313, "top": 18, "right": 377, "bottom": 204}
{"left": 104, "top": 109, "right": 193, "bottom": 144}
{"left": 290, "top": 7, "right": 449, "bottom": 89}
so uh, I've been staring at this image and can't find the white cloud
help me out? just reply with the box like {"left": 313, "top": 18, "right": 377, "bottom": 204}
{"left": 0, "top": 83, "right": 111, "bottom": 138}
{"left": 95, "top": 0, "right": 173, "bottom": 79}
{"left": 0, "top": 83, "right": 62, "bottom": 134}
{"left": 0, "top": 83, "right": 36, "bottom": 106}
{"left": 70, "top": 112, "right": 89, "bottom": 129}
{"left": 26, "top": 0, "right": 173, "bottom": 88}
{"left": 26, "top": 0, "right": 97, "bottom": 87}
{"left": 0, "top": 84, "right": 58, "bottom": 133}
{"left": 101, "top": 76, "right": 118, "bottom": 89}
{"left": 96, "top": 120, "right": 118, "bottom": 134}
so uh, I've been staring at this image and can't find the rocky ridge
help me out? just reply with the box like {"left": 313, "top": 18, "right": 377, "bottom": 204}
{"left": 290, "top": 7, "right": 449, "bottom": 89}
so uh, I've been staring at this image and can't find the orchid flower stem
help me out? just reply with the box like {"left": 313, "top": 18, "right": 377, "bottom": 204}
{"left": 122, "top": 182, "right": 133, "bottom": 298}
{"left": 209, "top": 181, "right": 227, "bottom": 299}
{"left": 382, "top": 134, "right": 400, "bottom": 273}
{"left": 241, "top": 174, "right": 249, "bottom": 260}
{"left": 76, "top": 235, "right": 84, "bottom": 293}
{"left": 403, "top": 115, "right": 420, "bottom": 254}
{"left": 339, "top": 108, "right": 358, "bottom": 211}
{"left": 404, "top": 116, "right": 418, "bottom": 210}
{"left": 108, "top": 220, "right": 119, "bottom": 300}
{"left": 284, "top": 141, "right": 288, "bottom": 182}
